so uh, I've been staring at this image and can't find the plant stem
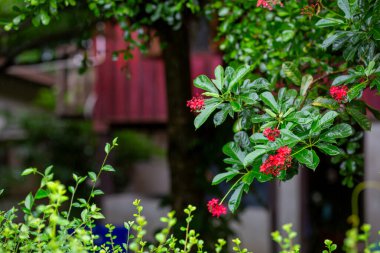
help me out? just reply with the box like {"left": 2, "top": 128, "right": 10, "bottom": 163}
{"left": 220, "top": 176, "right": 244, "bottom": 204}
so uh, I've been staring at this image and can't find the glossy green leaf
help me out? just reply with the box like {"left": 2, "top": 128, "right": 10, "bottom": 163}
{"left": 312, "top": 111, "right": 338, "bottom": 132}
{"left": 213, "top": 65, "right": 224, "bottom": 91}
{"left": 346, "top": 107, "right": 371, "bottom": 130}
{"left": 102, "top": 165, "right": 115, "bottom": 172}
{"left": 347, "top": 82, "right": 366, "bottom": 101}
{"left": 315, "top": 18, "right": 345, "bottom": 28}
{"left": 300, "top": 74, "right": 313, "bottom": 96}
{"left": 228, "top": 65, "right": 250, "bottom": 91}
{"left": 260, "top": 92, "right": 279, "bottom": 113}
{"left": 194, "top": 101, "right": 221, "bottom": 129}
{"left": 88, "top": 171, "right": 97, "bottom": 182}
{"left": 293, "top": 148, "right": 320, "bottom": 170}
{"left": 222, "top": 142, "right": 245, "bottom": 165}
{"left": 35, "top": 189, "right": 49, "bottom": 200}
{"left": 282, "top": 62, "right": 302, "bottom": 86}
{"left": 321, "top": 123, "right": 353, "bottom": 139}
{"left": 315, "top": 143, "right": 342, "bottom": 156}
{"left": 194, "top": 75, "right": 219, "bottom": 94}
{"left": 332, "top": 75, "right": 357, "bottom": 86}
{"left": 244, "top": 149, "right": 267, "bottom": 167}
{"left": 212, "top": 171, "right": 239, "bottom": 185}
{"left": 312, "top": 97, "right": 340, "bottom": 110}
{"left": 21, "top": 168, "right": 37, "bottom": 176}
{"left": 228, "top": 182, "right": 244, "bottom": 213}
{"left": 25, "top": 193, "right": 34, "bottom": 210}
{"left": 213, "top": 105, "right": 230, "bottom": 126}
{"left": 338, "top": 0, "right": 351, "bottom": 19}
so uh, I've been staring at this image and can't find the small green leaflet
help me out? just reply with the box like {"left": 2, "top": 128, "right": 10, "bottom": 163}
{"left": 213, "top": 65, "right": 224, "bottom": 91}
{"left": 312, "top": 97, "right": 339, "bottom": 110}
{"left": 282, "top": 62, "right": 302, "bottom": 86}
{"left": 228, "top": 65, "right": 251, "bottom": 92}
{"left": 260, "top": 92, "right": 279, "bottom": 113}
{"left": 300, "top": 74, "right": 313, "bottom": 96}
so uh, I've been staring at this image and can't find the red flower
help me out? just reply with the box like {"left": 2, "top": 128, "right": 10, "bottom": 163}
{"left": 207, "top": 198, "right": 227, "bottom": 218}
{"left": 187, "top": 95, "right": 205, "bottom": 112}
{"left": 263, "top": 128, "right": 281, "bottom": 142}
{"left": 260, "top": 146, "right": 292, "bottom": 176}
{"left": 257, "top": 0, "right": 283, "bottom": 10}
{"left": 330, "top": 86, "right": 348, "bottom": 103}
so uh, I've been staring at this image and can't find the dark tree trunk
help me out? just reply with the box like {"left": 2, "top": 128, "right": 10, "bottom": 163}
{"left": 160, "top": 23, "right": 203, "bottom": 214}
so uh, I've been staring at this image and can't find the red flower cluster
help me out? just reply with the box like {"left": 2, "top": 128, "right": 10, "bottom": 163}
{"left": 257, "top": 0, "right": 283, "bottom": 10}
{"left": 263, "top": 128, "right": 281, "bottom": 142}
{"left": 330, "top": 86, "right": 348, "bottom": 103}
{"left": 260, "top": 146, "right": 292, "bottom": 176}
{"left": 207, "top": 198, "right": 227, "bottom": 218}
{"left": 187, "top": 95, "right": 205, "bottom": 112}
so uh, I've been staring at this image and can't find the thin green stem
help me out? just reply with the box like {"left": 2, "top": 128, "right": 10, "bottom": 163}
{"left": 220, "top": 176, "right": 244, "bottom": 204}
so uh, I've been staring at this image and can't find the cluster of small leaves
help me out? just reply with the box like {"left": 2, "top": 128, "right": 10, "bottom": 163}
{"left": 317, "top": 0, "right": 380, "bottom": 64}
{"left": 193, "top": 64, "right": 365, "bottom": 211}
{"left": 0, "top": 137, "right": 253, "bottom": 253}
{"left": 271, "top": 224, "right": 300, "bottom": 253}
{"left": 207, "top": 0, "right": 337, "bottom": 80}
{"left": 343, "top": 224, "right": 380, "bottom": 253}
{"left": 0, "top": 138, "right": 118, "bottom": 252}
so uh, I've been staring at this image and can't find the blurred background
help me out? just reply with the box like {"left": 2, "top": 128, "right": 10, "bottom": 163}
{"left": 1, "top": 1, "right": 380, "bottom": 252}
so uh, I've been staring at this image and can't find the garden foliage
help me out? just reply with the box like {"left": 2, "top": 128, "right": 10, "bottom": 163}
{"left": 189, "top": 0, "right": 380, "bottom": 213}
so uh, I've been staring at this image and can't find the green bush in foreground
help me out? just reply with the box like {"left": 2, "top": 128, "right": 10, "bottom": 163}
{"left": 0, "top": 138, "right": 379, "bottom": 252}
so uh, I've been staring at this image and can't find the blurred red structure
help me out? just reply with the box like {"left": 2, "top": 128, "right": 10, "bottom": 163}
{"left": 93, "top": 25, "right": 222, "bottom": 132}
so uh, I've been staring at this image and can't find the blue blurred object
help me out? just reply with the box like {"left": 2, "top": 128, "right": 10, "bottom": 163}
{"left": 93, "top": 225, "right": 129, "bottom": 247}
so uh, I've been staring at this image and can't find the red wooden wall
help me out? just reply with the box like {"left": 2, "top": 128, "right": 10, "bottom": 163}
{"left": 93, "top": 25, "right": 222, "bottom": 132}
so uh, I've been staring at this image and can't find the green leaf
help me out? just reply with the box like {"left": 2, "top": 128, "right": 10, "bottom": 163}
{"left": 321, "top": 32, "right": 343, "bottom": 49}
{"left": 213, "top": 105, "right": 230, "bottom": 126}
{"left": 35, "top": 189, "right": 49, "bottom": 200}
{"left": 315, "top": 18, "right": 345, "bottom": 28}
{"left": 92, "top": 189, "right": 104, "bottom": 196}
{"left": 312, "top": 97, "right": 339, "bottom": 110}
{"left": 321, "top": 123, "right": 353, "bottom": 139}
{"left": 282, "top": 62, "right": 302, "bottom": 86}
{"left": 105, "top": 143, "right": 111, "bottom": 154}
{"left": 194, "top": 75, "right": 219, "bottom": 94}
{"left": 0, "top": 189, "right": 4, "bottom": 196}
{"left": 346, "top": 107, "right": 371, "bottom": 130}
{"left": 228, "top": 65, "right": 250, "bottom": 92}
{"left": 194, "top": 101, "right": 221, "bottom": 129}
{"left": 39, "top": 10, "right": 51, "bottom": 25}
{"left": 21, "top": 168, "right": 37, "bottom": 176}
{"left": 260, "top": 92, "right": 279, "bottom": 113}
{"left": 332, "top": 75, "right": 357, "bottom": 86}
{"left": 102, "top": 165, "right": 115, "bottom": 172}
{"left": 212, "top": 171, "right": 239, "bottom": 185}
{"left": 312, "top": 111, "right": 338, "bottom": 132}
{"left": 244, "top": 149, "right": 267, "bottom": 167}
{"left": 300, "top": 74, "right": 313, "bottom": 96}
{"left": 228, "top": 182, "right": 244, "bottom": 213}
{"left": 337, "top": 0, "right": 351, "bottom": 19}
{"left": 88, "top": 172, "right": 97, "bottom": 182}
{"left": 213, "top": 65, "right": 224, "bottom": 91}
{"left": 293, "top": 149, "right": 320, "bottom": 170}
{"left": 281, "top": 129, "right": 302, "bottom": 142}
{"left": 223, "top": 142, "right": 245, "bottom": 165}
{"left": 25, "top": 193, "right": 34, "bottom": 210}
{"left": 347, "top": 83, "right": 366, "bottom": 101}
{"left": 315, "top": 143, "right": 342, "bottom": 156}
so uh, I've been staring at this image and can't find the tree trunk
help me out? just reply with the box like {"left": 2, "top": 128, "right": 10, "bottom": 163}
{"left": 160, "top": 23, "right": 203, "bottom": 214}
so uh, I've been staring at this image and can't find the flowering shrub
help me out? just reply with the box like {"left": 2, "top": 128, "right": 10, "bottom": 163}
{"left": 190, "top": 0, "right": 380, "bottom": 215}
